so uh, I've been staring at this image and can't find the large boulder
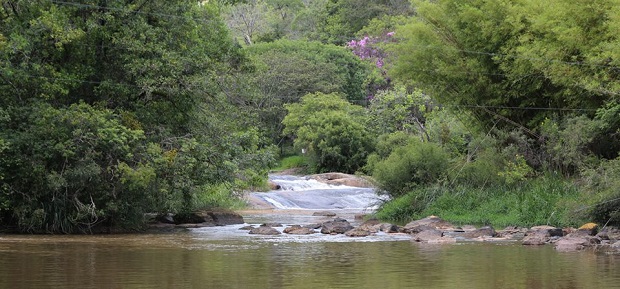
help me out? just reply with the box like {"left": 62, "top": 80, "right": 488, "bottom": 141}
{"left": 357, "top": 219, "right": 399, "bottom": 234}
{"left": 461, "top": 226, "right": 496, "bottom": 238}
{"left": 321, "top": 218, "right": 354, "bottom": 234}
{"left": 345, "top": 228, "right": 372, "bottom": 237}
{"left": 530, "top": 225, "right": 564, "bottom": 237}
{"left": 268, "top": 181, "right": 281, "bottom": 191}
{"left": 283, "top": 225, "right": 316, "bottom": 235}
{"left": 412, "top": 229, "right": 456, "bottom": 243}
{"left": 496, "top": 226, "right": 528, "bottom": 239}
{"left": 554, "top": 236, "right": 599, "bottom": 252}
{"left": 573, "top": 223, "right": 599, "bottom": 236}
{"left": 522, "top": 231, "right": 551, "bottom": 246}
{"left": 173, "top": 212, "right": 215, "bottom": 225}
{"left": 402, "top": 216, "right": 454, "bottom": 233}
{"left": 249, "top": 226, "right": 281, "bottom": 235}
{"left": 207, "top": 211, "right": 244, "bottom": 226}
{"left": 596, "top": 227, "right": 620, "bottom": 241}
{"left": 313, "top": 211, "right": 337, "bottom": 217}
{"left": 307, "top": 173, "right": 375, "bottom": 188}
{"left": 156, "top": 213, "right": 176, "bottom": 224}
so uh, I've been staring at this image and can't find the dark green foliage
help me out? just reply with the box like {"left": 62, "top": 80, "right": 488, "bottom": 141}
{"left": 0, "top": 1, "right": 274, "bottom": 233}
{"left": 0, "top": 103, "right": 145, "bottom": 233}
{"left": 239, "top": 40, "right": 370, "bottom": 144}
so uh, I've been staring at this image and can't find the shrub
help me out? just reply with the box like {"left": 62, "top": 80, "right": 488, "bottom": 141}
{"left": 581, "top": 157, "right": 620, "bottom": 225}
{"left": 282, "top": 92, "right": 374, "bottom": 173}
{"left": 372, "top": 139, "right": 449, "bottom": 197}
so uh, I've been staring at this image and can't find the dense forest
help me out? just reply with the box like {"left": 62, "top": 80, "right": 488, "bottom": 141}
{"left": 0, "top": 0, "right": 618, "bottom": 233}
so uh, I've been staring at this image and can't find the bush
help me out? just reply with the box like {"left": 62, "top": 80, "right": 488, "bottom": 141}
{"left": 282, "top": 92, "right": 374, "bottom": 173}
{"left": 0, "top": 103, "right": 146, "bottom": 233}
{"left": 372, "top": 139, "right": 449, "bottom": 197}
{"left": 374, "top": 185, "right": 443, "bottom": 223}
{"left": 581, "top": 157, "right": 620, "bottom": 225}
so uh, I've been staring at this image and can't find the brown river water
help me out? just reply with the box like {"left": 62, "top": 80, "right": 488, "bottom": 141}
{"left": 1, "top": 176, "right": 619, "bottom": 289}
{"left": 0, "top": 210, "right": 619, "bottom": 289}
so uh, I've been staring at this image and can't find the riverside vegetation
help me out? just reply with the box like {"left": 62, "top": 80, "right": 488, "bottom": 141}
{"left": 1, "top": 0, "right": 619, "bottom": 233}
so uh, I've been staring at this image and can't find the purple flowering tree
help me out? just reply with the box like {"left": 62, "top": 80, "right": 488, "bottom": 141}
{"left": 347, "top": 32, "right": 395, "bottom": 100}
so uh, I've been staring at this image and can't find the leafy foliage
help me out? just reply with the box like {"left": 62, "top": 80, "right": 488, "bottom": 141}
{"left": 372, "top": 139, "right": 450, "bottom": 197}
{"left": 241, "top": 40, "right": 369, "bottom": 143}
{"left": 0, "top": 1, "right": 274, "bottom": 232}
{"left": 282, "top": 92, "right": 373, "bottom": 173}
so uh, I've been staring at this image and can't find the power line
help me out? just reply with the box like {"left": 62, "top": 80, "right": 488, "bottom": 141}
{"left": 2, "top": 68, "right": 603, "bottom": 113}
{"left": 442, "top": 104, "right": 598, "bottom": 112}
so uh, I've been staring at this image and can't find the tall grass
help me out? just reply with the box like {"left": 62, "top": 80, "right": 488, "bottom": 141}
{"left": 375, "top": 176, "right": 586, "bottom": 228}
{"left": 194, "top": 183, "right": 247, "bottom": 210}
{"left": 272, "top": 155, "right": 309, "bottom": 172}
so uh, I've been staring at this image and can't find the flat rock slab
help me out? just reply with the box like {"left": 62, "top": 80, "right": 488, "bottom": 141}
{"left": 249, "top": 226, "right": 281, "bottom": 235}
{"left": 312, "top": 211, "right": 337, "bottom": 217}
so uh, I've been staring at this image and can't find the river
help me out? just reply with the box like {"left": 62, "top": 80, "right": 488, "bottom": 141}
{"left": 0, "top": 175, "right": 618, "bottom": 289}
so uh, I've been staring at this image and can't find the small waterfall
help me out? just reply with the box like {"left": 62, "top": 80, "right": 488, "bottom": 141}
{"left": 249, "top": 175, "right": 384, "bottom": 211}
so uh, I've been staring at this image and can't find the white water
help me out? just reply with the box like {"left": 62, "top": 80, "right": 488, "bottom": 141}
{"left": 249, "top": 175, "right": 384, "bottom": 211}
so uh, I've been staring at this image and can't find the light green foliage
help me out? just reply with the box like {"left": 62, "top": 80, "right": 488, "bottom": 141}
{"left": 507, "top": 0, "right": 620, "bottom": 98}
{"left": 363, "top": 131, "right": 415, "bottom": 174}
{"left": 368, "top": 86, "right": 432, "bottom": 137}
{"left": 282, "top": 92, "right": 373, "bottom": 173}
{"left": 275, "top": 155, "right": 309, "bottom": 171}
{"left": 372, "top": 139, "right": 450, "bottom": 197}
{"left": 377, "top": 177, "right": 584, "bottom": 227}
{"left": 321, "top": 0, "right": 412, "bottom": 44}
{"left": 389, "top": 0, "right": 618, "bottom": 129}
{"left": 223, "top": 0, "right": 275, "bottom": 45}
{"left": 194, "top": 183, "right": 247, "bottom": 210}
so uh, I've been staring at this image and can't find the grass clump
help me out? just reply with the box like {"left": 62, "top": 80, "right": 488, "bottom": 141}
{"left": 194, "top": 183, "right": 247, "bottom": 211}
{"left": 375, "top": 176, "right": 586, "bottom": 228}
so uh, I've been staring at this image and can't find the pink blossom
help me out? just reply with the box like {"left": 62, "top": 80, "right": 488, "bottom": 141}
{"left": 376, "top": 59, "right": 384, "bottom": 68}
{"left": 387, "top": 32, "right": 395, "bottom": 37}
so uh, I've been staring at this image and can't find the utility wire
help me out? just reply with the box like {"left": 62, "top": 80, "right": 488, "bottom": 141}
{"left": 0, "top": 67, "right": 603, "bottom": 112}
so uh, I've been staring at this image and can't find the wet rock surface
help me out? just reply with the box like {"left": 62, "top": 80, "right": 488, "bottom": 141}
{"left": 321, "top": 218, "right": 354, "bottom": 234}
{"left": 249, "top": 226, "right": 281, "bottom": 235}
{"left": 149, "top": 210, "right": 244, "bottom": 230}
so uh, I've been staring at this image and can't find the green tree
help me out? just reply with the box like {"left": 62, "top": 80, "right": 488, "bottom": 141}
{"left": 0, "top": 1, "right": 274, "bottom": 232}
{"left": 389, "top": 0, "right": 616, "bottom": 127}
{"left": 241, "top": 39, "right": 369, "bottom": 143}
{"left": 321, "top": 0, "right": 412, "bottom": 44}
{"left": 282, "top": 92, "right": 373, "bottom": 173}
